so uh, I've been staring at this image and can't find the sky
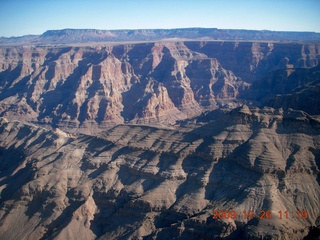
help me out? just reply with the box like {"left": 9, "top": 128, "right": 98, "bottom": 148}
{"left": 0, "top": 0, "right": 319, "bottom": 37}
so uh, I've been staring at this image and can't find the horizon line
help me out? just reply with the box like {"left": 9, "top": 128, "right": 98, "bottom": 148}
{"left": 1, "top": 27, "right": 320, "bottom": 38}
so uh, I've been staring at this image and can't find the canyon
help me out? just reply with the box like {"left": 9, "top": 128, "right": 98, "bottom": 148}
{"left": 0, "top": 29, "right": 320, "bottom": 239}
{"left": 0, "top": 107, "right": 319, "bottom": 239}
{"left": 0, "top": 40, "right": 319, "bottom": 133}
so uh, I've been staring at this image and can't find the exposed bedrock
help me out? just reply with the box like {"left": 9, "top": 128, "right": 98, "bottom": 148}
{"left": 0, "top": 41, "right": 319, "bottom": 133}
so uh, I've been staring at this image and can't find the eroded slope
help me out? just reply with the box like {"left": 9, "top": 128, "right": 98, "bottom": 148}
{"left": 0, "top": 107, "right": 319, "bottom": 239}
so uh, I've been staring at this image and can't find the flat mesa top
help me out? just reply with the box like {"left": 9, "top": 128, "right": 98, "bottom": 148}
{"left": 0, "top": 28, "right": 320, "bottom": 46}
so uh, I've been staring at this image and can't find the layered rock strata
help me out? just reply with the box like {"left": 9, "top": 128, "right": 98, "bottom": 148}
{"left": 0, "top": 41, "right": 319, "bottom": 133}
{"left": 0, "top": 107, "right": 319, "bottom": 239}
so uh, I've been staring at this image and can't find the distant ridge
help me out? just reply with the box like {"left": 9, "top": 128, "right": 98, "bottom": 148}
{"left": 1, "top": 28, "right": 320, "bottom": 45}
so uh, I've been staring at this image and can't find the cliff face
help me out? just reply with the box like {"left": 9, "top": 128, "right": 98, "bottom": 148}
{"left": 0, "top": 41, "right": 319, "bottom": 133}
{"left": 0, "top": 107, "right": 319, "bottom": 239}
{"left": 185, "top": 41, "right": 320, "bottom": 82}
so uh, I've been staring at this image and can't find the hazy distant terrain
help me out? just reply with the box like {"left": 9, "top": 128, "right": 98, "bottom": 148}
{"left": 1, "top": 28, "right": 320, "bottom": 45}
{"left": 0, "top": 28, "right": 319, "bottom": 239}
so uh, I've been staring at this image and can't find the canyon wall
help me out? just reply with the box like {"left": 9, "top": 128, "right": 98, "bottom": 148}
{"left": 0, "top": 41, "right": 319, "bottom": 133}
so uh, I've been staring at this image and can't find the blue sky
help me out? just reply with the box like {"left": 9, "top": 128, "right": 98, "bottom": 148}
{"left": 0, "top": 0, "right": 319, "bottom": 37}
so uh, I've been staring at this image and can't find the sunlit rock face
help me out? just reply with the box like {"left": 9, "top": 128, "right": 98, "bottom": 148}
{"left": 0, "top": 41, "right": 319, "bottom": 133}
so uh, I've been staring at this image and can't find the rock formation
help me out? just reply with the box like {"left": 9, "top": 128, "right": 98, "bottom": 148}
{"left": 0, "top": 41, "right": 319, "bottom": 134}
{"left": 0, "top": 106, "right": 319, "bottom": 239}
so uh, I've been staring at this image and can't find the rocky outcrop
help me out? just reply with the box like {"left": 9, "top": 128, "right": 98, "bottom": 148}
{"left": 0, "top": 106, "right": 319, "bottom": 239}
{"left": 0, "top": 41, "right": 319, "bottom": 133}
